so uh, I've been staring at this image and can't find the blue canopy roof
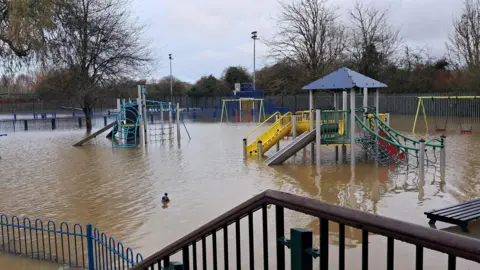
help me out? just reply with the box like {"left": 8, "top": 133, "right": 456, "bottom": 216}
{"left": 302, "top": 67, "right": 387, "bottom": 91}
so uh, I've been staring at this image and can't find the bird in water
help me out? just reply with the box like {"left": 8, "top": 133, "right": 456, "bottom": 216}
{"left": 162, "top": 192, "right": 170, "bottom": 209}
{"left": 162, "top": 192, "right": 170, "bottom": 203}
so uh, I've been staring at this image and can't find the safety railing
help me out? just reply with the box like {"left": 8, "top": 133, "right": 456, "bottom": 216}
{"left": 0, "top": 214, "right": 143, "bottom": 269}
{"left": 357, "top": 106, "right": 443, "bottom": 149}
{"left": 245, "top": 111, "right": 282, "bottom": 146}
{"left": 255, "top": 112, "right": 292, "bottom": 145}
{"left": 356, "top": 115, "right": 419, "bottom": 152}
{"left": 132, "top": 190, "right": 480, "bottom": 270}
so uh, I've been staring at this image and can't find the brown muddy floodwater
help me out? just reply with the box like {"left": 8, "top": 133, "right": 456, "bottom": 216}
{"left": 0, "top": 116, "right": 479, "bottom": 269}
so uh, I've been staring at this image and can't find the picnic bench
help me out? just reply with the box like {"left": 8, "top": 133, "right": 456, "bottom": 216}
{"left": 425, "top": 199, "right": 480, "bottom": 232}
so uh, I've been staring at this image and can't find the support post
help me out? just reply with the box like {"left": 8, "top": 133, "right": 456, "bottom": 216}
{"left": 419, "top": 139, "right": 425, "bottom": 180}
{"left": 176, "top": 103, "right": 181, "bottom": 142}
{"left": 142, "top": 86, "right": 148, "bottom": 144}
{"left": 440, "top": 135, "right": 446, "bottom": 177}
{"left": 386, "top": 113, "right": 391, "bottom": 126}
{"left": 276, "top": 114, "right": 280, "bottom": 152}
{"left": 292, "top": 116, "right": 297, "bottom": 140}
{"left": 309, "top": 91, "right": 314, "bottom": 131}
{"left": 333, "top": 92, "right": 338, "bottom": 110}
{"left": 239, "top": 99, "right": 242, "bottom": 122}
{"left": 24, "top": 120, "right": 28, "bottom": 131}
{"left": 257, "top": 140, "right": 262, "bottom": 161}
{"left": 243, "top": 138, "right": 247, "bottom": 159}
{"left": 137, "top": 86, "right": 145, "bottom": 147}
{"left": 160, "top": 104, "right": 164, "bottom": 123}
{"left": 291, "top": 228, "right": 313, "bottom": 270}
{"left": 363, "top": 87, "right": 368, "bottom": 125}
{"left": 342, "top": 145, "right": 347, "bottom": 163}
{"left": 104, "top": 116, "right": 107, "bottom": 127}
{"left": 167, "top": 262, "right": 184, "bottom": 270}
{"left": 51, "top": 119, "right": 56, "bottom": 130}
{"left": 350, "top": 88, "right": 356, "bottom": 164}
{"left": 309, "top": 90, "right": 314, "bottom": 162}
{"left": 168, "top": 102, "right": 173, "bottom": 138}
{"left": 315, "top": 109, "right": 321, "bottom": 166}
{"left": 78, "top": 118, "right": 82, "bottom": 128}
{"left": 374, "top": 89, "right": 380, "bottom": 156}
{"left": 86, "top": 224, "right": 95, "bottom": 270}
{"left": 116, "top": 98, "right": 121, "bottom": 112}
{"left": 342, "top": 91, "right": 347, "bottom": 110}
{"left": 122, "top": 98, "right": 126, "bottom": 119}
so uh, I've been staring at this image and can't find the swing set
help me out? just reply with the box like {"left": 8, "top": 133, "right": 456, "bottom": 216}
{"left": 220, "top": 98, "right": 266, "bottom": 123}
{"left": 412, "top": 96, "right": 480, "bottom": 134}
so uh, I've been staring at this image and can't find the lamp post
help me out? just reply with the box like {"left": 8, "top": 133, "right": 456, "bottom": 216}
{"left": 251, "top": 31, "right": 257, "bottom": 90}
{"left": 169, "top": 53, "right": 173, "bottom": 102}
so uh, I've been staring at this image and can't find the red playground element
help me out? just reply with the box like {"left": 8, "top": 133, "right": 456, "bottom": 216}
{"left": 377, "top": 129, "right": 406, "bottom": 160}
{"left": 460, "top": 130, "right": 472, "bottom": 135}
{"left": 235, "top": 111, "right": 240, "bottom": 122}
{"left": 245, "top": 111, "right": 251, "bottom": 122}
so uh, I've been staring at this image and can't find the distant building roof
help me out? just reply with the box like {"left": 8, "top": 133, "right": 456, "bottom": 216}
{"left": 302, "top": 67, "right": 388, "bottom": 91}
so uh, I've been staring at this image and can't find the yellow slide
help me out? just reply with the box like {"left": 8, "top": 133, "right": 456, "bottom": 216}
{"left": 246, "top": 112, "right": 293, "bottom": 155}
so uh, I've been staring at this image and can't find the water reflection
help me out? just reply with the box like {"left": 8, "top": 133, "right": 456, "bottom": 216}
{"left": 0, "top": 119, "right": 480, "bottom": 269}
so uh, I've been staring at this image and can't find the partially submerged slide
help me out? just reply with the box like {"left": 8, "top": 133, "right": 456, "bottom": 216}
{"left": 73, "top": 122, "right": 114, "bottom": 146}
{"left": 265, "top": 129, "right": 316, "bottom": 166}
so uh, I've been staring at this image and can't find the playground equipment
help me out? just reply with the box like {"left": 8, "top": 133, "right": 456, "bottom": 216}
{"left": 73, "top": 84, "right": 190, "bottom": 148}
{"left": 110, "top": 87, "right": 187, "bottom": 148}
{"left": 412, "top": 96, "right": 480, "bottom": 134}
{"left": 220, "top": 83, "right": 266, "bottom": 123}
{"left": 243, "top": 67, "right": 445, "bottom": 179}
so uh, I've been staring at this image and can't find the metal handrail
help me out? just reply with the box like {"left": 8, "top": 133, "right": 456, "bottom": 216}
{"left": 245, "top": 111, "right": 282, "bottom": 144}
{"left": 356, "top": 115, "right": 419, "bottom": 151}
{"left": 133, "top": 190, "right": 480, "bottom": 269}
{"left": 356, "top": 106, "right": 443, "bottom": 148}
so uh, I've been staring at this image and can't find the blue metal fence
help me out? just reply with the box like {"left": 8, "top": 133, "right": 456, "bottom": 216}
{"left": 0, "top": 214, "right": 143, "bottom": 269}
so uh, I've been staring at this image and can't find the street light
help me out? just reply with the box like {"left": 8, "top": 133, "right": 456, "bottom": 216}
{"left": 169, "top": 53, "right": 173, "bottom": 101}
{"left": 251, "top": 31, "right": 257, "bottom": 90}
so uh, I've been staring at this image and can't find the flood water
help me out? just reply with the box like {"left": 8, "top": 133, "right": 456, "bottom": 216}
{"left": 0, "top": 115, "right": 479, "bottom": 269}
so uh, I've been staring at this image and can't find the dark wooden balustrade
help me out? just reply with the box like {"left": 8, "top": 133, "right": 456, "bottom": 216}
{"left": 132, "top": 190, "right": 480, "bottom": 270}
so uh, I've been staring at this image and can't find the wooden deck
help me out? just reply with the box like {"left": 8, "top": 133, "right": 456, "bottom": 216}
{"left": 425, "top": 199, "right": 480, "bottom": 232}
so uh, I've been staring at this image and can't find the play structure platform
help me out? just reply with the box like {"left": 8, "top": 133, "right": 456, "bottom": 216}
{"left": 425, "top": 199, "right": 480, "bottom": 232}
{"left": 244, "top": 67, "right": 445, "bottom": 170}
{"left": 244, "top": 109, "right": 398, "bottom": 165}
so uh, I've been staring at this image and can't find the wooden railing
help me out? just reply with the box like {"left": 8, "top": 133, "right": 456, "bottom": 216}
{"left": 132, "top": 190, "right": 480, "bottom": 270}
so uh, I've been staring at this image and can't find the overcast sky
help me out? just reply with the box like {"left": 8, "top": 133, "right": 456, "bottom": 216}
{"left": 132, "top": 0, "right": 463, "bottom": 83}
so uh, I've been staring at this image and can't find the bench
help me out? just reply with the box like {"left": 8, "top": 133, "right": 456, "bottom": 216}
{"left": 425, "top": 199, "right": 480, "bottom": 232}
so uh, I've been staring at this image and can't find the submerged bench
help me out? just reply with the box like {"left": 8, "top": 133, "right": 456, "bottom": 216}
{"left": 425, "top": 199, "right": 480, "bottom": 232}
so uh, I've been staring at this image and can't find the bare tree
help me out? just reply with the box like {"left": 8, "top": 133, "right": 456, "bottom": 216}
{"left": 447, "top": 0, "right": 480, "bottom": 69}
{"left": 348, "top": 1, "right": 400, "bottom": 77}
{"left": 44, "top": 0, "right": 152, "bottom": 131}
{"left": 267, "top": 0, "right": 347, "bottom": 79}
{"left": 0, "top": 0, "right": 55, "bottom": 65}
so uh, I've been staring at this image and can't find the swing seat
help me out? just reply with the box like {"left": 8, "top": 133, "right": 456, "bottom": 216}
{"left": 435, "top": 128, "right": 447, "bottom": 132}
{"left": 460, "top": 123, "right": 473, "bottom": 135}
